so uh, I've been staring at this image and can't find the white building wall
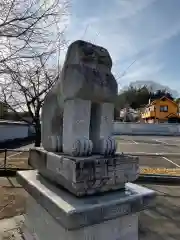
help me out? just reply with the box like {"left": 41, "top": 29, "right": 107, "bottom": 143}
{"left": 0, "top": 121, "right": 29, "bottom": 142}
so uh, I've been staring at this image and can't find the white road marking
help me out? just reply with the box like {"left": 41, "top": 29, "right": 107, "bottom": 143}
{"left": 153, "top": 137, "right": 180, "bottom": 143}
{"left": 117, "top": 151, "right": 180, "bottom": 168}
{"left": 7, "top": 152, "right": 22, "bottom": 159}
{"left": 161, "top": 156, "right": 180, "bottom": 168}
{"left": 0, "top": 143, "right": 31, "bottom": 168}
{"left": 117, "top": 152, "right": 180, "bottom": 157}
{"left": 154, "top": 139, "right": 169, "bottom": 145}
{"left": 118, "top": 142, "right": 135, "bottom": 145}
{"left": 155, "top": 153, "right": 180, "bottom": 168}
{"left": 155, "top": 138, "right": 180, "bottom": 141}
{"left": 3, "top": 143, "right": 32, "bottom": 159}
{"left": 0, "top": 152, "right": 23, "bottom": 167}
{"left": 0, "top": 158, "right": 27, "bottom": 160}
{"left": 132, "top": 140, "right": 138, "bottom": 144}
{"left": 118, "top": 142, "right": 169, "bottom": 146}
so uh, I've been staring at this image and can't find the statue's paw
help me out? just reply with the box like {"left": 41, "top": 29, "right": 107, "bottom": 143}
{"left": 72, "top": 138, "right": 93, "bottom": 156}
{"left": 100, "top": 137, "right": 117, "bottom": 156}
{"left": 48, "top": 135, "right": 62, "bottom": 152}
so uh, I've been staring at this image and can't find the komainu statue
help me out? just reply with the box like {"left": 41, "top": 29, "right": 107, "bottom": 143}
{"left": 41, "top": 40, "right": 118, "bottom": 156}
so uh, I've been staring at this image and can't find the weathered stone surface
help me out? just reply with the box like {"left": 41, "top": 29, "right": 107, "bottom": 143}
{"left": 23, "top": 195, "right": 139, "bottom": 240}
{"left": 28, "top": 148, "right": 139, "bottom": 197}
{"left": 19, "top": 39, "right": 157, "bottom": 240}
{"left": 41, "top": 40, "right": 118, "bottom": 156}
{"left": 17, "top": 170, "right": 156, "bottom": 231}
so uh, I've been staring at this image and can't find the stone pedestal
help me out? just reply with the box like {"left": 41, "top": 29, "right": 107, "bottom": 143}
{"left": 17, "top": 170, "right": 156, "bottom": 240}
{"left": 28, "top": 148, "right": 139, "bottom": 197}
{"left": 27, "top": 40, "right": 156, "bottom": 240}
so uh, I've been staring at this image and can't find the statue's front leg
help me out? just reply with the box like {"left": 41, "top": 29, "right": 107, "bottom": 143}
{"left": 92, "top": 102, "right": 117, "bottom": 156}
{"left": 47, "top": 135, "right": 62, "bottom": 152}
{"left": 41, "top": 93, "right": 63, "bottom": 153}
{"left": 62, "top": 99, "right": 93, "bottom": 156}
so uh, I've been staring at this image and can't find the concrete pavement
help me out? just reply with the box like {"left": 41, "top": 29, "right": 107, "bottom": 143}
{"left": 1, "top": 182, "right": 180, "bottom": 239}
{"left": 0, "top": 215, "right": 24, "bottom": 240}
{"left": 116, "top": 135, "right": 180, "bottom": 170}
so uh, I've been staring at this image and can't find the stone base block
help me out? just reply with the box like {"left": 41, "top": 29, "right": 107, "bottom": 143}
{"left": 17, "top": 170, "right": 156, "bottom": 240}
{"left": 23, "top": 195, "right": 139, "bottom": 240}
{"left": 28, "top": 148, "right": 139, "bottom": 197}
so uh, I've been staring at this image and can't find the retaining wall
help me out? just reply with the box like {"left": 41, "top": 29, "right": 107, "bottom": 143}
{"left": 113, "top": 122, "right": 180, "bottom": 136}
{"left": 1, "top": 120, "right": 180, "bottom": 142}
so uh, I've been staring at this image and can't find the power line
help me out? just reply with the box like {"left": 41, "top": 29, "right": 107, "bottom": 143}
{"left": 116, "top": 59, "right": 137, "bottom": 81}
{"left": 82, "top": 24, "right": 90, "bottom": 40}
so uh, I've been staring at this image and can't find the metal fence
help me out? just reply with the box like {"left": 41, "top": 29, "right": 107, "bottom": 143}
{"left": 0, "top": 148, "right": 30, "bottom": 171}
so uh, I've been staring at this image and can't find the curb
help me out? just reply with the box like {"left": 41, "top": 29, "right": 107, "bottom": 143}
{"left": 117, "top": 152, "right": 180, "bottom": 157}
{"left": 136, "top": 174, "right": 180, "bottom": 184}
{"left": 113, "top": 133, "right": 180, "bottom": 137}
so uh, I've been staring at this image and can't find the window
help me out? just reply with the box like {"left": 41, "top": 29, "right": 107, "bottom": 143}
{"left": 164, "top": 106, "right": 168, "bottom": 112}
{"left": 160, "top": 105, "right": 168, "bottom": 112}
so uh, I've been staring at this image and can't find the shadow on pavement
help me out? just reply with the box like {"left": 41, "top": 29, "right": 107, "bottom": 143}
{"left": 0, "top": 137, "right": 35, "bottom": 150}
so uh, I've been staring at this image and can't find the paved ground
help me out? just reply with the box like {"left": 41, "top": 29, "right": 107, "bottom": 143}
{"left": 0, "top": 138, "right": 180, "bottom": 239}
{"left": 140, "top": 183, "right": 180, "bottom": 240}
{"left": 1, "top": 137, "right": 180, "bottom": 172}
{"left": 0, "top": 144, "right": 33, "bottom": 169}
{"left": 116, "top": 135, "right": 180, "bottom": 170}
{"left": 0, "top": 215, "right": 24, "bottom": 240}
{"left": 0, "top": 177, "right": 27, "bottom": 239}
{"left": 0, "top": 177, "right": 27, "bottom": 220}
{"left": 0, "top": 181, "right": 180, "bottom": 240}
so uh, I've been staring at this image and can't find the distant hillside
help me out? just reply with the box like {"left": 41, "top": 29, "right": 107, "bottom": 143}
{"left": 120, "top": 80, "right": 179, "bottom": 98}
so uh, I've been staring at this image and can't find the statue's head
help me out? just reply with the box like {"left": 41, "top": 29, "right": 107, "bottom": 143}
{"left": 64, "top": 40, "right": 112, "bottom": 70}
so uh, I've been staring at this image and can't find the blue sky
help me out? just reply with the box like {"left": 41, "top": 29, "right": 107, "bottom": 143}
{"left": 65, "top": 0, "right": 180, "bottom": 95}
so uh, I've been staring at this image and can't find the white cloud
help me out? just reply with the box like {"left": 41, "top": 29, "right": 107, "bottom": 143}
{"left": 120, "top": 61, "right": 164, "bottom": 83}
{"left": 114, "top": 52, "right": 164, "bottom": 89}
{"left": 113, "top": 0, "right": 156, "bottom": 20}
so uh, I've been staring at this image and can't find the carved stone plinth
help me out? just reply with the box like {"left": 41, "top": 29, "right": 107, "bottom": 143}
{"left": 28, "top": 148, "right": 139, "bottom": 197}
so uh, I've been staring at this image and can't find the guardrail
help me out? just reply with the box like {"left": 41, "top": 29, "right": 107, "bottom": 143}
{"left": 113, "top": 122, "right": 180, "bottom": 136}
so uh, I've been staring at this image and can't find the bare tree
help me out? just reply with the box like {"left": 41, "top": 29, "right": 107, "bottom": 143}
{"left": 0, "top": 0, "right": 69, "bottom": 64}
{"left": 1, "top": 55, "right": 60, "bottom": 146}
{"left": 0, "top": 0, "right": 69, "bottom": 146}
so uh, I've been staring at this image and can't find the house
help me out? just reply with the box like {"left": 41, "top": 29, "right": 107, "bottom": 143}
{"left": 141, "top": 96, "right": 180, "bottom": 123}
{"left": 119, "top": 107, "right": 140, "bottom": 122}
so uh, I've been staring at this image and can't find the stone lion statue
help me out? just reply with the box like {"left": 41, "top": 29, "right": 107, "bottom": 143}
{"left": 41, "top": 40, "right": 118, "bottom": 156}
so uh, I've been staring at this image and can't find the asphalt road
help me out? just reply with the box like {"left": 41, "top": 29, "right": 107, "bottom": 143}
{"left": 2, "top": 136, "right": 180, "bottom": 170}
{"left": 116, "top": 135, "right": 180, "bottom": 169}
